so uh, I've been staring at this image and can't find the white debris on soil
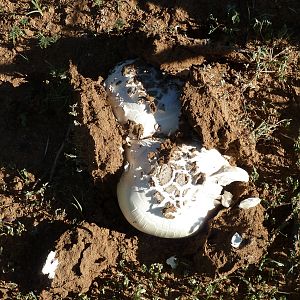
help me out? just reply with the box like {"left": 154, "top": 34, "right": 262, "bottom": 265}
{"left": 239, "top": 197, "right": 261, "bottom": 209}
{"left": 166, "top": 256, "right": 178, "bottom": 269}
{"left": 231, "top": 232, "right": 243, "bottom": 248}
{"left": 220, "top": 191, "right": 233, "bottom": 208}
{"left": 42, "top": 251, "right": 59, "bottom": 279}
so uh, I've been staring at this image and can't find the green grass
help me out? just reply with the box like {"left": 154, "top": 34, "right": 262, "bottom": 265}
{"left": 250, "top": 45, "right": 291, "bottom": 81}
{"left": 0, "top": 220, "right": 26, "bottom": 237}
{"left": 37, "top": 32, "right": 60, "bottom": 48}
{"left": 115, "top": 18, "right": 125, "bottom": 31}
{"left": 9, "top": 25, "right": 24, "bottom": 45}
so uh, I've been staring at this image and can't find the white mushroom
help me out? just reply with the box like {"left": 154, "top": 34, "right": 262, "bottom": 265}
{"left": 105, "top": 59, "right": 251, "bottom": 238}
{"left": 117, "top": 139, "right": 249, "bottom": 238}
{"left": 104, "top": 59, "right": 181, "bottom": 138}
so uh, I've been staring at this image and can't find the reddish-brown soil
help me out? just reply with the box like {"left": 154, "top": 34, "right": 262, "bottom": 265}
{"left": 0, "top": 0, "right": 299, "bottom": 299}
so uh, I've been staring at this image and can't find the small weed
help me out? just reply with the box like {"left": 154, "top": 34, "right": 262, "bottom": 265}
{"left": 227, "top": 6, "right": 240, "bottom": 25}
{"left": 69, "top": 103, "right": 79, "bottom": 117}
{"left": 208, "top": 6, "right": 240, "bottom": 37}
{"left": 133, "top": 285, "right": 146, "bottom": 300}
{"left": 16, "top": 291, "right": 38, "bottom": 300}
{"left": 9, "top": 25, "right": 24, "bottom": 45}
{"left": 119, "top": 259, "right": 125, "bottom": 268}
{"left": 37, "top": 33, "right": 59, "bottom": 49}
{"left": 93, "top": 0, "right": 103, "bottom": 7}
{"left": 115, "top": 18, "right": 125, "bottom": 31}
{"left": 294, "top": 131, "right": 300, "bottom": 167}
{"left": 27, "top": 0, "right": 45, "bottom": 17}
{"left": 141, "top": 263, "right": 147, "bottom": 273}
{"left": 76, "top": 294, "right": 91, "bottom": 300}
{"left": 250, "top": 166, "right": 260, "bottom": 183}
{"left": 286, "top": 176, "right": 299, "bottom": 193}
{"left": 0, "top": 221, "right": 27, "bottom": 237}
{"left": 253, "top": 18, "right": 273, "bottom": 40}
{"left": 123, "top": 275, "right": 130, "bottom": 288}
{"left": 17, "top": 169, "right": 31, "bottom": 184}
{"left": 147, "top": 263, "right": 164, "bottom": 280}
{"left": 20, "top": 17, "right": 29, "bottom": 26}
{"left": 295, "top": 134, "right": 300, "bottom": 153}
{"left": 250, "top": 46, "right": 291, "bottom": 80}
{"left": 49, "top": 67, "right": 68, "bottom": 80}
{"left": 252, "top": 119, "right": 291, "bottom": 141}
{"left": 9, "top": 17, "right": 29, "bottom": 45}
{"left": 24, "top": 182, "right": 48, "bottom": 202}
{"left": 205, "top": 282, "right": 217, "bottom": 297}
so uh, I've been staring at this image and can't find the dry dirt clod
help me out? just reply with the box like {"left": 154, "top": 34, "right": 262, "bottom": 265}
{"left": 198, "top": 205, "right": 268, "bottom": 276}
{"left": 181, "top": 63, "right": 258, "bottom": 166}
{"left": 44, "top": 222, "right": 137, "bottom": 297}
{"left": 70, "top": 63, "right": 124, "bottom": 181}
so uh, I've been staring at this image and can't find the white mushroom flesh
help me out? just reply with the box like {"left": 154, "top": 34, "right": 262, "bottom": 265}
{"left": 41, "top": 251, "right": 58, "bottom": 279}
{"left": 239, "top": 197, "right": 261, "bottom": 209}
{"left": 104, "top": 59, "right": 182, "bottom": 138}
{"left": 117, "top": 139, "right": 249, "bottom": 238}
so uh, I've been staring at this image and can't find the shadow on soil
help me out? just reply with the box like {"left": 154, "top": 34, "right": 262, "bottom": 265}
{"left": 137, "top": 0, "right": 300, "bottom": 34}
{"left": 0, "top": 219, "right": 69, "bottom": 293}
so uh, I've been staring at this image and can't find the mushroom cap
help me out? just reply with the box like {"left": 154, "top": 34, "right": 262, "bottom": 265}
{"left": 104, "top": 59, "right": 182, "bottom": 138}
{"left": 117, "top": 139, "right": 249, "bottom": 238}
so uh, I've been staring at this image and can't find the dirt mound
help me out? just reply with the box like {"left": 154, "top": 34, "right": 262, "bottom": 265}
{"left": 202, "top": 205, "right": 268, "bottom": 275}
{"left": 181, "top": 63, "right": 258, "bottom": 166}
{"left": 41, "top": 222, "right": 137, "bottom": 298}
{"left": 70, "top": 64, "right": 124, "bottom": 181}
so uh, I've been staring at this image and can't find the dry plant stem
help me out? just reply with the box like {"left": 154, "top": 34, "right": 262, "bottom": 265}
{"left": 49, "top": 124, "right": 72, "bottom": 182}
{"left": 268, "top": 209, "right": 298, "bottom": 246}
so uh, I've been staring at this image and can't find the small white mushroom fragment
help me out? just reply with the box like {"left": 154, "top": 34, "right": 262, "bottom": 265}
{"left": 239, "top": 197, "right": 261, "bottom": 209}
{"left": 117, "top": 139, "right": 250, "bottom": 238}
{"left": 166, "top": 256, "right": 178, "bottom": 269}
{"left": 104, "top": 59, "right": 182, "bottom": 138}
{"left": 220, "top": 191, "right": 233, "bottom": 208}
{"left": 210, "top": 166, "right": 249, "bottom": 186}
{"left": 231, "top": 232, "right": 243, "bottom": 248}
{"left": 41, "top": 251, "right": 59, "bottom": 279}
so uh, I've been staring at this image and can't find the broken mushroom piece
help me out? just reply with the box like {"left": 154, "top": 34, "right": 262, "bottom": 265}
{"left": 42, "top": 251, "right": 58, "bottom": 279}
{"left": 239, "top": 197, "right": 261, "bottom": 209}
{"left": 117, "top": 139, "right": 249, "bottom": 238}
{"left": 104, "top": 59, "right": 182, "bottom": 138}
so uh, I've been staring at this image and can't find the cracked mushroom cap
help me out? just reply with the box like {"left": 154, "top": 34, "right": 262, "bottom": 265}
{"left": 104, "top": 59, "right": 182, "bottom": 138}
{"left": 117, "top": 139, "right": 249, "bottom": 238}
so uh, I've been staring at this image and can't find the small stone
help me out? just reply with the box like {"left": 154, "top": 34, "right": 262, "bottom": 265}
{"left": 166, "top": 256, "right": 178, "bottom": 269}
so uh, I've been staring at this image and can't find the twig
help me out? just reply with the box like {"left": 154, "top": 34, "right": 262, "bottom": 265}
{"left": 268, "top": 209, "right": 298, "bottom": 246}
{"left": 49, "top": 124, "right": 72, "bottom": 182}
